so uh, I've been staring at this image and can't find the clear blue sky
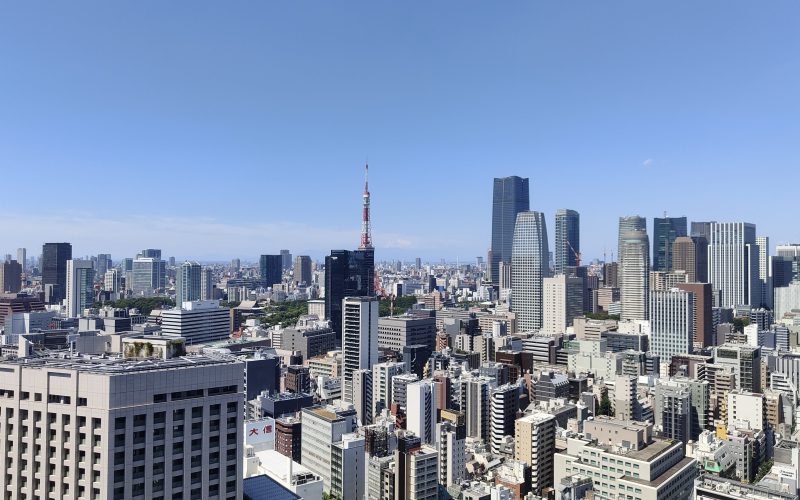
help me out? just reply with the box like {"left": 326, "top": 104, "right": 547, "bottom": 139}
{"left": 1, "top": 1, "right": 798, "bottom": 262}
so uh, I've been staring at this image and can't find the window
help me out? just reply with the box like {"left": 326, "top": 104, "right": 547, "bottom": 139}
{"left": 191, "top": 407, "right": 203, "bottom": 419}
{"left": 173, "top": 409, "right": 185, "bottom": 421}
{"left": 133, "top": 414, "right": 146, "bottom": 427}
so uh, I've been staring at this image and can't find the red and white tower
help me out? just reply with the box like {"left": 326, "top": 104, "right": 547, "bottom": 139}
{"left": 360, "top": 163, "right": 373, "bottom": 250}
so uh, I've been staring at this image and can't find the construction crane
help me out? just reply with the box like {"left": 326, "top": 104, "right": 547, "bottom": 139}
{"left": 566, "top": 240, "right": 582, "bottom": 268}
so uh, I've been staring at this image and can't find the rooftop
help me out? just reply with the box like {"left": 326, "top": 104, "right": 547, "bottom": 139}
{"left": 0, "top": 353, "right": 236, "bottom": 375}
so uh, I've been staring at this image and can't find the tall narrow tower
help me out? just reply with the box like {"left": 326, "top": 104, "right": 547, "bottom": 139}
{"left": 360, "top": 163, "right": 373, "bottom": 250}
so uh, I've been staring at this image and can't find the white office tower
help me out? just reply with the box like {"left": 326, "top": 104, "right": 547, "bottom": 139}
{"left": 650, "top": 289, "right": 695, "bottom": 363}
{"left": 490, "top": 384, "right": 519, "bottom": 454}
{"left": 618, "top": 216, "right": 646, "bottom": 259}
{"left": 300, "top": 404, "right": 358, "bottom": 494}
{"left": 176, "top": 261, "right": 202, "bottom": 306}
{"left": 0, "top": 354, "right": 245, "bottom": 499}
{"left": 775, "top": 282, "right": 800, "bottom": 321}
{"left": 16, "top": 247, "right": 26, "bottom": 272}
{"left": 542, "top": 274, "right": 584, "bottom": 334}
{"left": 201, "top": 267, "right": 214, "bottom": 300}
{"left": 620, "top": 229, "right": 650, "bottom": 321}
{"left": 514, "top": 411, "right": 556, "bottom": 496}
{"left": 65, "top": 259, "right": 95, "bottom": 318}
{"left": 437, "top": 417, "right": 466, "bottom": 487}
{"left": 342, "top": 297, "right": 379, "bottom": 404}
{"left": 372, "top": 361, "right": 405, "bottom": 418}
{"left": 708, "top": 222, "right": 759, "bottom": 308}
{"left": 353, "top": 368, "right": 373, "bottom": 425}
{"left": 756, "top": 235, "right": 771, "bottom": 308}
{"left": 161, "top": 300, "right": 231, "bottom": 345}
{"left": 511, "top": 211, "right": 550, "bottom": 331}
{"left": 331, "top": 433, "right": 366, "bottom": 500}
{"left": 104, "top": 268, "right": 121, "bottom": 298}
{"left": 407, "top": 379, "right": 437, "bottom": 444}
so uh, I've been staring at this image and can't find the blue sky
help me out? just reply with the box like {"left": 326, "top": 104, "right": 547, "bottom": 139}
{"left": 1, "top": 1, "right": 798, "bottom": 262}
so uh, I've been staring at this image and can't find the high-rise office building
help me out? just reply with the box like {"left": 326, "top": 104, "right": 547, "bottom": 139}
{"left": 511, "top": 211, "right": 549, "bottom": 331}
{"left": 514, "top": 412, "right": 556, "bottom": 495}
{"left": 0, "top": 353, "right": 245, "bottom": 499}
{"left": 130, "top": 256, "right": 166, "bottom": 296}
{"left": 491, "top": 176, "right": 530, "bottom": 285}
{"left": 756, "top": 236, "right": 771, "bottom": 308}
{"left": 259, "top": 254, "right": 282, "bottom": 289}
{"left": 691, "top": 221, "right": 714, "bottom": 242}
{"left": 294, "top": 255, "right": 312, "bottom": 286}
{"left": 104, "top": 268, "right": 121, "bottom": 299}
{"left": 377, "top": 316, "right": 436, "bottom": 352}
{"left": 676, "top": 282, "right": 714, "bottom": 347}
{"left": 618, "top": 216, "right": 646, "bottom": 261}
{"left": 465, "top": 377, "right": 492, "bottom": 444}
{"left": 554, "top": 209, "right": 580, "bottom": 275}
{"left": 708, "top": 222, "right": 759, "bottom": 308}
{"left": 619, "top": 230, "right": 650, "bottom": 321}
{"left": 342, "top": 297, "right": 379, "bottom": 404}
{"left": 652, "top": 216, "right": 687, "bottom": 272}
{"left": 372, "top": 362, "right": 405, "bottom": 418}
{"left": 65, "top": 259, "right": 95, "bottom": 318}
{"left": 176, "top": 261, "right": 202, "bottom": 306}
{"left": 96, "top": 253, "right": 112, "bottom": 277}
{"left": 542, "top": 274, "right": 583, "bottom": 334}
{"left": 16, "top": 248, "right": 26, "bottom": 272}
{"left": 324, "top": 249, "right": 374, "bottom": 341}
{"left": 650, "top": 289, "right": 695, "bottom": 363}
{"left": 201, "top": 267, "right": 214, "bottom": 300}
{"left": 42, "top": 242, "right": 72, "bottom": 304}
{"left": 138, "top": 248, "right": 162, "bottom": 259}
{"left": 160, "top": 300, "right": 231, "bottom": 344}
{"left": 672, "top": 236, "right": 708, "bottom": 283}
{"left": 407, "top": 379, "right": 437, "bottom": 445}
{"left": 300, "top": 404, "right": 358, "bottom": 494}
{"left": 280, "top": 249, "right": 292, "bottom": 271}
{"left": 331, "top": 433, "right": 366, "bottom": 500}
{"left": 0, "top": 260, "right": 22, "bottom": 293}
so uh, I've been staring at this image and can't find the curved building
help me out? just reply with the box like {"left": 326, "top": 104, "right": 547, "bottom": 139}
{"left": 620, "top": 230, "right": 650, "bottom": 321}
{"left": 511, "top": 211, "right": 549, "bottom": 331}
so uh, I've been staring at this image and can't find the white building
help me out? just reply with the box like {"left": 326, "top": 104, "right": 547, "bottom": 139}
{"left": 542, "top": 274, "right": 584, "bottom": 334}
{"left": 331, "top": 433, "right": 366, "bottom": 500}
{"left": 511, "top": 211, "right": 549, "bottom": 331}
{"left": 300, "top": 403, "right": 358, "bottom": 493}
{"left": 775, "top": 282, "right": 800, "bottom": 321}
{"left": 0, "top": 354, "right": 245, "bottom": 499}
{"left": 407, "top": 379, "right": 437, "bottom": 445}
{"left": 620, "top": 229, "right": 650, "bottom": 321}
{"left": 161, "top": 300, "right": 231, "bottom": 345}
{"left": 342, "top": 297, "right": 378, "bottom": 404}
{"left": 65, "top": 259, "right": 95, "bottom": 318}
{"left": 514, "top": 411, "right": 556, "bottom": 495}
{"left": 728, "top": 390, "right": 764, "bottom": 431}
{"left": 649, "top": 288, "right": 695, "bottom": 363}
{"left": 104, "top": 268, "right": 121, "bottom": 299}
{"left": 437, "top": 419, "right": 466, "bottom": 487}
{"left": 708, "top": 222, "right": 759, "bottom": 308}
{"left": 372, "top": 361, "right": 405, "bottom": 417}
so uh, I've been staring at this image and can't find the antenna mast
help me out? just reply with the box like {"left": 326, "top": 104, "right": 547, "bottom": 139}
{"left": 360, "top": 163, "right": 373, "bottom": 250}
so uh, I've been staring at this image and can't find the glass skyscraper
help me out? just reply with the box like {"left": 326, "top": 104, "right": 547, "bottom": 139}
{"left": 259, "top": 254, "right": 283, "bottom": 289}
{"left": 176, "top": 261, "right": 202, "bottom": 306}
{"left": 511, "top": 211, "right": 549, "bottom": 331}
{"left": 653, "top": 216, "right": 687, "bottom": 272}
{"left": 325, "top": 248, "right": 374, "bottom": 341}
{"left": 554, "top": 209, "right": 580, "bottom": 275}
{"left": 490, "top": 176, "right": 529, "bottom": 285}
{"left": 42, "top": 242, "right": 72, "bottom": 305}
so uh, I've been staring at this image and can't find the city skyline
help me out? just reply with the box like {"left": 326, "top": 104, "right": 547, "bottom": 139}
{"left": 1, "top": 2, "right": 799, "bottom": 260}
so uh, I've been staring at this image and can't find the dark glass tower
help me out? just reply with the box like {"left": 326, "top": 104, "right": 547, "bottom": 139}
{"left": 259, "top": 254, "right": 283, "bottom": 289}
{"left": 653, "top": 217, "right": 687, "bottom": 272}
{"left": 42, "top": 242, "right": 72, "bottom": 305}
{"left": 490, "top": 176, "right": 530, "bottom": 285}
{"left": 324, "top": 248, "right": 374, "bottom": 342}
{"left": 554, "top": 209, "right": 580, "bottom": 275}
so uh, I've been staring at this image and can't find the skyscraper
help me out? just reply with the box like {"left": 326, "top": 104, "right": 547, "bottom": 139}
{"left": 554, "top": 209, "right": 580, "bottom": 275}
{"left": 672, "top": 236, "right": 708, "bottom": 283}
{"left": 542, "top": 274, "right": 584, "bottom": 334}
{"left": 201, "top": 266, "right": 214, "bottom": 300}
{"left": 652, "top": 216, "right": 687, "bottom": 272}
{"left": 280, "top": 249, "right": 292, "bottom": 271}
{"left": 756, "top": 236, "right": 771, "bottom": 308}
{"left": 42, "top": 242, "right": 72, "bottom": 304}
{"left": 96, "top": 253, "right": 112, "bottom": 277}
{"left": 130, "top": 256, "right": 166, "bottom": 296}
{"left": 325, "top": 250, "right": 374, "bottom": 341}
{"left": 176, "top": 261, "right": 202, "bottom": 306}
{"left": 708, "top": 222, "right": 759, "bottom": 308}
{"left": 342, "top": 297, "right": 379, "bottom": 404}
{"left": 490, "top": 384, "right": 519, "bottom": 454}
{"left": 0, "top": 260, "right": 22, "bottom": 294}
{"left": 65, "top": 259, "right": 95, "bottom": 318}
{"left": 650, "top": 289, "right": 695, "bottom": 363}
{"left": 491, "top": 176, "right": 530, "bottom": 285}
{"left": 619, "top": 230, "right": 650, "bottom": 321}
{"left": 618, "top": 216, "right": 646, "bottom": 261}
{"left": 259, "top": 254, "right": 282, "bottom": 289}
{"left": 104, "top": 268, "right": 121, "bottom": 299}
{"left": 15, "top": 248, "right": 25, "bottom": 272}
{"left": 294, "top": 255, "right": 312, "bottom": 286}
{"left": 511, "top": 211, "right": 549, "bottom": 331}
